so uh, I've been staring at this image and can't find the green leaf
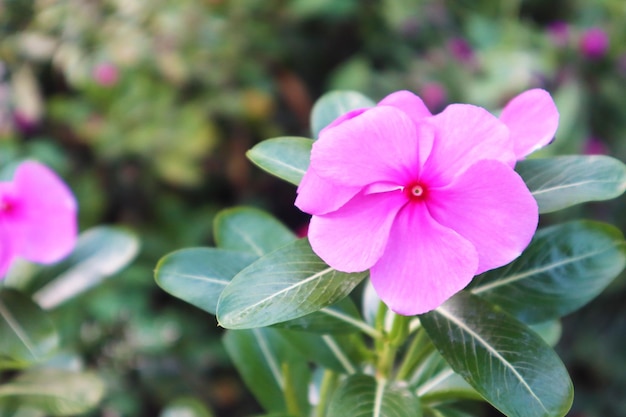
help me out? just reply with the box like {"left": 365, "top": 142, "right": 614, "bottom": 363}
{"left": 469, "top": 221, "right": 626, "bottom": 323}
{"left": 516, "top": 155, "right": 626, "bottom": 214}
{"left": 246, "top": 137, "right": 313, "bottom": 186}
{"left": 214, "top": 206, "right": 297, "bottom": 256}
{"left": 272, "top": 296, "right": 365, "bottom": 333}
{"left": 159, "top": 397, "right": 215, "bottom": 417}
{"left": 155, "top": 248, "right": 257, "bottom": 315}
{"left": 420, "top": 292, "right": 573, "bottom": 417}
{"left": 217, "top": 238, "right": 367, "bottom": 329}
{"left": 31, "top": 227, "right": 140, "bottom": 309}
{"left": 310, "top": 90, "right": 375, "bottom": 138}
{"left": 0, "top": 369, "right": 105, "bottom": 416}
{"left": 0, "top": 289, "right": 58, "bottom": 370}
{"left": 276, "top": 330, "right": 364, "bottom": 374}
{"left": 529, "top": 320, "right": 562, "bottom": 347}
{"left": 223, "top": 328, "right": 310, "bottom": 415}
{"left": 413, "top": 351, "right": 481, "bottom": 403}
{"left": 327, "top": 374, "right": 422, "bottom": 417}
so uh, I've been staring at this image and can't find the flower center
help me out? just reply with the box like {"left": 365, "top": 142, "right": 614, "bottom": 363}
{"left": 405, "top": 182, "right": 427, "bottom": 201}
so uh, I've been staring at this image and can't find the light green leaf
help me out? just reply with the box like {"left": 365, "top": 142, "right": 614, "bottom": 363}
{"left": 530, "top": 320, "right": 562, "bottom": 347}
{"left": 310, "top": 90, "right": 375, "bottom": 138}
{"left": 327, "top": 374, "right": 422, "bottom": 417}
{"left": 420, "top": 292, "right": 573, "bottom": 417}
{"left": 246, "top": 137, "right": 312, "bottom": 186}
{"left": 223, "top": 328, "right": 310, "bottom": 415}
{"left": 413, "top": 351, "right": 481, "bottom": 403}
{"left": 0, "top": 369, "right": 105, "bottom": 416}
{"left": 217, "top": 238, "right": 367, "bottom": 329}
{"left": 159, "top": 397, "right": 215, "bottom": 417}
{"left": 0, "top": 289, "right": 58, "bottom": 370}
{"left": 470, "top": 221, "right": 626, "bottom": 323}
{"left": 516, "top": 155, "right": 626, "bottom": 213}
{"left": 32, "top": 227, "right": 140, "bottom": 309}
{"left": 155, "top": 248, "right": 257, "bottom": 315}
{"left": 214, "top": 206, "right": 297, "bottom": 256}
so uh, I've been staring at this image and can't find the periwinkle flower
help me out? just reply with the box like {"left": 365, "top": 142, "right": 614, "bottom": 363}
{"left": 296, "top": 89, "right": 558, "bottom": 315}
{"left": 92, "top": 62, "right": 119, "bottom": 87}
{"left": 0, "top": 161, "right": 78, "bottom": 277}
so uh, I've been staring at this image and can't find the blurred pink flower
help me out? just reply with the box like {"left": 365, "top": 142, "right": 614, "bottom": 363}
{"left": 296, "top": 89, "right": 558, "bottom": 315}
{"left": 420, "top": 82, "right": 447, "bottom": 112}
{"left": 92, "top": 62, "right": 119, "bottom": 86}
{"left": 584, "top": 137, "right": 608, "bottom": 155}
{"left": 579, "top": 27, "right": 609, "bottom": 59}
{"left": 0, "top": 161, "right": 78, "bottom": 277}
{"left": 547, "top": 21, "right": 570, "bottom": 48}
{"left": 447, "top": 37, "right": 474, "bottom": 63}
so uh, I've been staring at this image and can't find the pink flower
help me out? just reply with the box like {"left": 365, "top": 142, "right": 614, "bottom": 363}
{"left": 420, "top": 82, "right": 447, "bottom": 112}
{"left": 296, "top": 89, "right": 558, "bottom": 315}
{"left": 92, "top": 63, "right": 119, "bottom": 87}
{"left": 0, "top": 161, "right": 78, "bottom": 277}
{"left": 579, "top": 27, "right": 609, "bottom": 59}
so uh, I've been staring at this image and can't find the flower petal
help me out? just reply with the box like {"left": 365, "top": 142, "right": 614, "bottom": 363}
{"left": 295, "top": 168, "right": 361, "bottom": 215}
{"left": 10, "top": 161, "right": 78, "bottom": 263}
{"left": 319, "top": 108, "right": 369, "bottom": 136}
{"left": 499, "top": 89, "right": 559, "bottom": 159}
{"left": 378, "top": 90, "right": 432, "bottom": 124}
{"left": 308, "top": 190, "right": 407, "bottom": 272}
{"left": 427, "top": 160, "right": 538, "bottom": 274}
{"left": 312, "top": 106, "right": 428, "bottom": 187}
{"left": 370, "top": 203, "right": 479, "bottom": 315}
{"left": 422, "top": 104, "right": 514, "bottom": 186}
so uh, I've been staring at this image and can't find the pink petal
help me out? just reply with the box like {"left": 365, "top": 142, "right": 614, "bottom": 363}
{"left": 427, "top": 160, "right": 538, "bottom": 274}
{"left": 499, "top": 89, "right": 559, "bottom": 159}
{"left": 312, "top": 106, "right": 429, "bottom": 187}
{"left": 9, "top": 161, "right": 77, "bottom": 264}
{"left": 421, "top": 104, "right": 514, "bottom": 186}
{"left": 370, "top": 203, "right": 479, "bottom": 315}
{"left": 295, "top": 168, "right": 361, "bottom": 215}
{"left": 378, "top": 90, "right": 432, "bottom": 124}
{"left": 319, "top": 108, "right": 369, "bottom": 136}
{"left": 308, "top": 190, "right": 407, "bottom": 272}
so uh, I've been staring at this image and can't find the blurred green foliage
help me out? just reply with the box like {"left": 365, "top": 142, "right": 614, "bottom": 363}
{"left": 1, "top": 0, "right": 626, "bottom": 416}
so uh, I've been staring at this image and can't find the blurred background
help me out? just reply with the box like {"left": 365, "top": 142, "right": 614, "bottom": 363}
{"left": 1, "top": 0, "right": 625, "bottom": 416}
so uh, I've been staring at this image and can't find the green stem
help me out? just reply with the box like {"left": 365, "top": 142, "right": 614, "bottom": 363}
{"left": 315, "top": 369, "right": 338, "bottom": 417}
{"left": 395, "top": 328, "right": 434, "bottom": 381}
{"left": 282, "top": 362, "right": 302, "bottom": 417}
{"left": 376, "top": 313, "right": 410, "bottom": 379}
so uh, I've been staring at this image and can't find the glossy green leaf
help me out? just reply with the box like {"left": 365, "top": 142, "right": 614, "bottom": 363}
{"left": 0, "top": 289, "right": 58, "bottom": 370}
{"left": 32, "top": 227, "right": 140, "bottom": 309}
{"left": 310, "top": 90, "right": 375, "bottom": 138}
{"left": 223, "top": 328, "right": 310, "bottom": 415}
{"left": 470, "top": 221, "right": 626, "bottom": 323}
{"left": 327, "top": 374, "right": 422, "bottom": 417}
{"left": 0, "top": 369, "right": 105, "bottom": 416}
{"left": 246, "top": 137, "right": 313, "bottom": 186}
{"left": 529, "top": 320, "right": 562, "bottom": 347}
{"left": 155, "top": 248, "right": 257, "bottom": 315}
{"left": 214, "top": 206, "right": 297, "bottom": 256}
{"left": 276, "top": 330, "right": 364, "bottom": 374}
{"left": 420, "top": 292, "right": 573, "bottom": 417}
{"left": 516, "top": 155, "right": 626, "bottom": 214}
{"left": 217, "top": 238, "right": 367, "bottom": 329}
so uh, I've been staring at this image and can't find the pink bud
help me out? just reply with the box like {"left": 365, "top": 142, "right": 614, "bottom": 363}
{"left": 547, "top": 21, "right": 570, "bottom": 48}
{"left": 579, "top": 27, "right": 609, "bottom": 59}
{"left": 92, "top": 63, "right": 119, "bottom": 86}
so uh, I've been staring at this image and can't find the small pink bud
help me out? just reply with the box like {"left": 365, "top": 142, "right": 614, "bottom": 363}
{"left": 420, "top": 82, "right": 447, "bottom": 112}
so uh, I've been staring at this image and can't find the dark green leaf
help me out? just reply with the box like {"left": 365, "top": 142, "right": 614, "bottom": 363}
{"left": 327, "top": 374, "right": 422, "bottom": 417}
{"left": 470, "top": 221, "right": 626, "bottom": 323}
{"left": 413, "top": 351, "right": 481, "bottom": 403}
{"left": 217, "top": 239, "right": 367, "bottom": 329}
{"left": 223, "top": 328, "right": 310, "bottom": 415}
{"left": 310, "top": 91, "right": 375, "bottom": 138}
{"left": 0, "top": 289, "right": 58, "bottom": 370}
{"left": 155, "top": 248, "right": 257, "bottom": 315}
{"left": 271, "top": 296, "right": 364, "bottom": 333}
{"left": 246, "top": 137, "right": 313, "bottom": 186}
{"left": 32, "top": 227, "right": 140, "bottom": 309}
{"left": 421, "top": 292, "right": 573, "bottom": 417}
{"left": 516, "top": 155, "right": 626, "bottom": 213}
{"left": 0, "top": 369, "right": 105, "bottom": 416}
{"left": 214, "top": 206, "right": 297, "bottom": 256}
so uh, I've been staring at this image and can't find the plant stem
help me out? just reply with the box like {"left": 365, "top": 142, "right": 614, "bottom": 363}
{"left": 395, "top": 327, "right": 434, "bottom": 381}
{"left": 376, "top": 313, "right": 410, "bottom": 379}
{"left": 315, "top": 369, "right": 338, "bottom": 417}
